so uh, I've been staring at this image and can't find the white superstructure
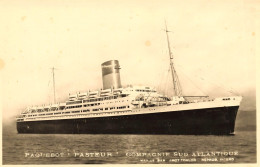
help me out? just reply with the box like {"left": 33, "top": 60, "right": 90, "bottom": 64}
{"left": 16, "top": 85, "right": 242, "bottom": 122}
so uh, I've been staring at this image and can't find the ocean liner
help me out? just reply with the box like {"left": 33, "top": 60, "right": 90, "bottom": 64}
{"left": 16, "top": 25, "right": 242, "bottom": 135}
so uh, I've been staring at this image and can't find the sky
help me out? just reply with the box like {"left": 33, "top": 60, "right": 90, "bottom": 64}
{"left": 0, "top": 0, "right": 258, "bottom": 125}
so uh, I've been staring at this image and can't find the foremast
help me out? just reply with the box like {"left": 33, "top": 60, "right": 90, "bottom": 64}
{"left": 51, "top": 67, "right": 57, "bottom": 104}
{"left": 164, "top": 21, "right": 182, "bottom": 96}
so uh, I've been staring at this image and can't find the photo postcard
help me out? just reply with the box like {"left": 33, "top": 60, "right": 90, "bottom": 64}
{"left": 1, "top": 0, "right": 258, "bottom": 165}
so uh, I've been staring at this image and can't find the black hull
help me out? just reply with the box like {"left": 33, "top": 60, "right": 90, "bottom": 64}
{"left": 17, "top": 106, "right": 239, "bottom": 135}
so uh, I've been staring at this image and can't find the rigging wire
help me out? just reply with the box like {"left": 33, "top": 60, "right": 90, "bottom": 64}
{"left": 164, "top": 66, "right": 171, "bottom": 96}
{"left": 195, "top": 68, "right": 240, "bottom": 96}
{"left": 172, "top": 66, "right": 182, "bottom": 96}
{"left": 157, "top": 64, "right": 167, "bottom": 94}
{"left": 164, "top": 21, "right": 182, "bottom": 96}
{"left": 175, "top": 63, "right": 240, "bottom": 96}
{"left": 176, "top": 66, "right": 208, "bottom": 96}
{"left": 161, "top": 22, "right": 239, "bottom": 97}
{"left": 197, "top": 68, "right": 240, "bottom": 96}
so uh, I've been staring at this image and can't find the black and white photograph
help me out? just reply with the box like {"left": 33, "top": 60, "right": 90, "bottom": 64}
{"left": 1, "top": 0, "right": 258, "bottom": 165}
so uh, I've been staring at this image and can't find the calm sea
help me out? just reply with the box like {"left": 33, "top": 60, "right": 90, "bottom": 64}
{"left": 2, "top": 127, "right": 256, "bottom": 164}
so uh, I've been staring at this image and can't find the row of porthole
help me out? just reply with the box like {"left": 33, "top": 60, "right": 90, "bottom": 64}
{"left": 25, "top": 110, "right": 137, "bottom": 121}
{"left": 29, "top": 100, "right": 129, "bottom": 114}
{"left": 26, "top": 107, "right": 156, "bottom": 119}
{"left": 223, "top": 98, "right": 231, "bottom": 100}
{"left": 27, "top": 106, "right": 124, "bottom": 117}
{"left": 29, "top": 107, "right": 165, "bottom": 121}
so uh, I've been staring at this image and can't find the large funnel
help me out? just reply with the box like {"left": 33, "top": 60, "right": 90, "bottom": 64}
{"left": 101, "top": 60, "right": 122, "bottom": 90}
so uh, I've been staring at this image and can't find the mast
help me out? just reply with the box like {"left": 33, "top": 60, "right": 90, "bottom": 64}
{"left": 164, "top": 21, "right": 182, "bottom": 96}
{"left": 51, "top": 67, "right": 56, "bottom": 103}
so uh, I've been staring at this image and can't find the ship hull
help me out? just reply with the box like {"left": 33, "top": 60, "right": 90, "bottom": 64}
{"left": 17, "top": 106, "right": 239, "bottom": 135}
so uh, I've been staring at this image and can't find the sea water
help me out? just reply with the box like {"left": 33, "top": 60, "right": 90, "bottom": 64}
{"left": 2, "top": 127, "right": 256, "bottom": 164}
